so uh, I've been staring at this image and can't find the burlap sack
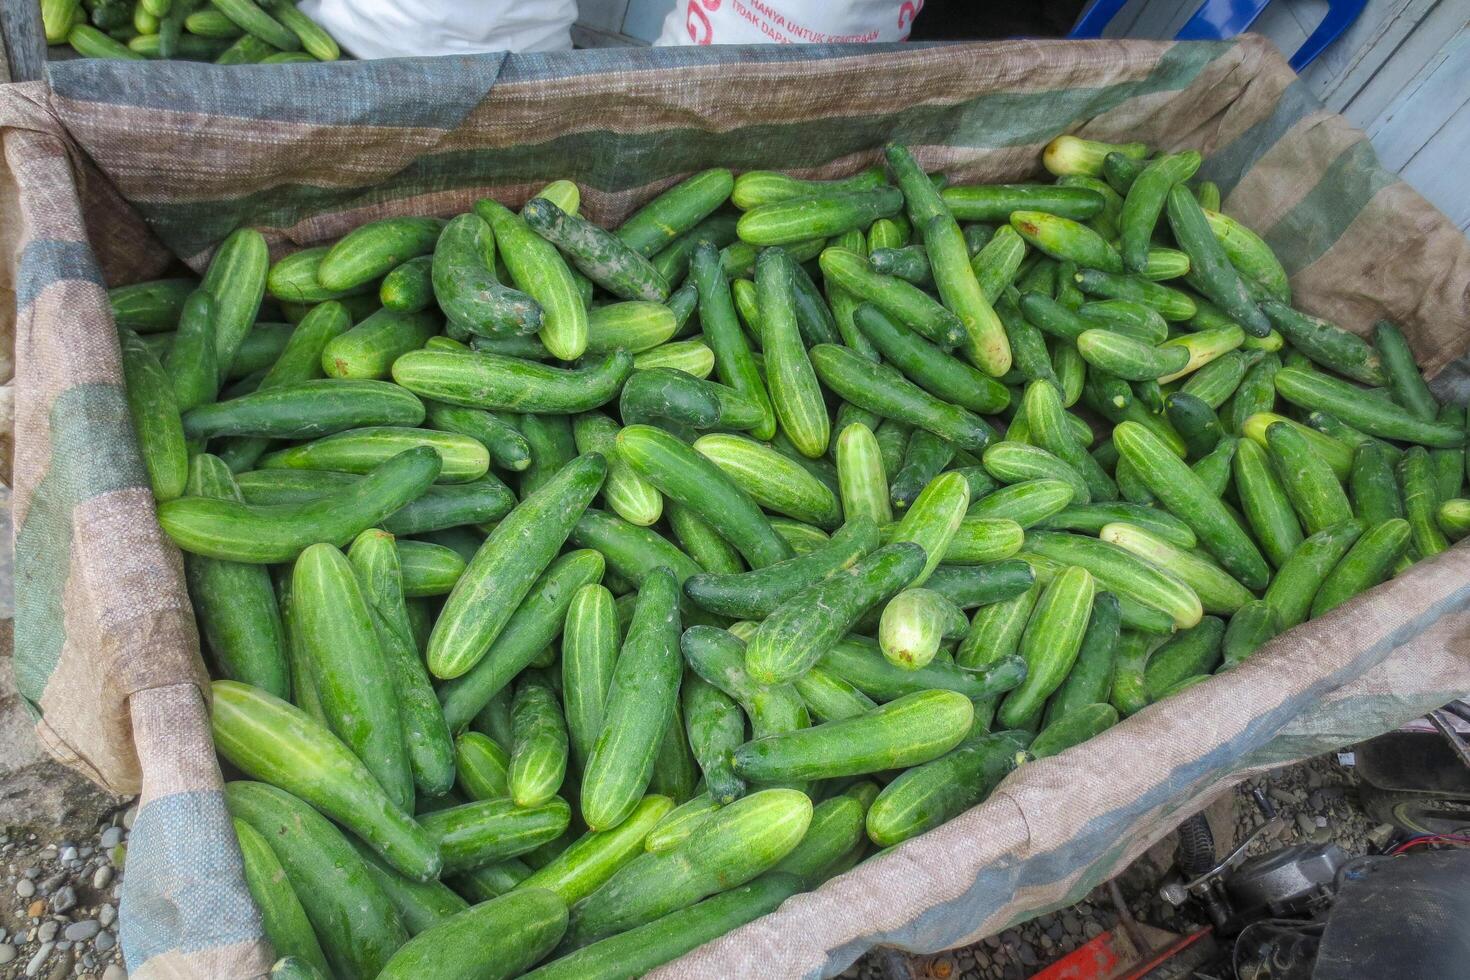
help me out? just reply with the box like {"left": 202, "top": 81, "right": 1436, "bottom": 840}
{"left": 3, "top": 37, "right": 1468, "bottom": 979}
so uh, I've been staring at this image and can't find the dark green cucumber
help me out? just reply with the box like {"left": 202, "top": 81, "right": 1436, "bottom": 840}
{"left": 455, "top": 731, "right": 510, "bottom": 800}
{"left": 731, "top": 690, "right": 973, "bottom": 782}
{"left": 183, "top": 456, "right": 288, "bottom": 697}
{"left": 1025, "top": 380, "right": 1116, "bottom": 500}
{"left": 524, "top": 199, "right": 670, "bottom": 302}
{"left": 1373, "top": 320, "right": 1437, "bottom": 421}
{"left": 321, "top": 309, "right": 438, "bottom": 380}
{"left": 1219, "top": 599, "right": 1279, "bottom": 670}
{"left": 683, "top": 674, "right": 747, "bottom": 804}
{"left": 1029, "top": 703, "right": 1117, "bottom": 759}
{"left": 1401, "top": 446, "right": 1449, "bottom": 559}
{"left": 810, "top": 343, "right": 996, "bottom": 453}
{"left": 738, "top": 186, "right": 903, "bottom": 246}
{"left": 756, "top": 247, "right": 830, "bottom": 456}
{"left": 1073, "top": 268, "right": 1197, "bottom": 321}
{"left": 474, "top": 199, "right": 589, "bottom": 359}
{"left": 183, "top": 378, "right": 424, "bottom": 439}
{"left": 890, "top": 429, "right": 956, "bottom": 510}
{"left": 268, "top": 248, "right": 371, "bottom": 305}
{"left": 680, "top": 626, "right": 810, "bottom": 740}
{"left": 1260, "top": 301, "right": 1385, "bottom": 385}
{"left": 683, "top": 517, "right": 879, "bottom": 620}
{"left": 616, "top": 169, "right": 734, "bottom": 257}
{"left": 1109, "top": 631, "right": 1153, "bottom": 716}
{"left": 1119, "top": 151, "right": 1201, "bottom": 273}
{"left": 997, "top": 565, "right": 1095, "bottom": 727}
{"left": 865, "top": 730, "right": 1028, "bottom": 847}
{"left": 821, "top": 634, "right": 1025, "bottom": 703}
{"left": 1351, "top": 441, "right": 1405, "bottom": 525}
{"left": 518, "top": 411, "right": 579, "bottom": 497}
{"left": 110, "top": 277, "right": 196, "bottom": 331}
{"left": 120, "top": 329, "right": 189, "bottom": 501}
{"left": 433, "top": 213, "right": 542, "bottom": 337}
{"left": 509, "top": 672, "right": 570, "bottom": 807}
{"left": 349, "top": 837, "right": 468, "bottom": 937}
{"left": 234, "top": 818, "right": 332, "bottom": 975}
{"left": 1263, "top": 520, "right": 1365, "bottom": 629}
{"left": 259, "top": 425, "right": 487, "bottom": 483}
{"left": 1142, "top": 617, "right": 1224, "bottom": 700}
{"left": 854, "top": 304, "right": 1010, "bottom": 414}
{"left": 429, "top": 453, "right": 606, "bottom": 679}
{"left": 924, "top": 559, "right": 1034, "bottom": 609}
{"left": 1165, "top": 184, "right": 1270, "bottom": 336}
{"left": 438, "top": 550, "right": 606, "bottom": 733}
{"left": 691, "top": 241, "right": 777, "bottom": 440}
{"left": 163, "top": 289, "right": 218, "bottom": 411}
{"left": 237, "top": 468, "right": 511, "bottom": 536}
{"left": 568, "top": 509, "right": 704, "bottom": 594}
{"left": 1164, "top": 392, "right": 1223, "bottom": 459}
{"left": 942, "top": 183, "right": 1104, "bottom": 221}
{"left": 1310, "top": 518, "right": 1410, "bottom": 617}
{"left": 419, "top": 797, "right": 571, "bottom": 874}
{"left": 618, "top": 424, "right": 792, "bottom": 568}
{"left": 818, "top": 247, "right": 966, "bottom": 349}
{"left": 392, "top": 348, "right": 631, "bottom": 414}
{"left": 1233, "top": 437, "right": 1304, "bottom": 568}
{"left": 1035, "top": 502, "right": 1195, "bottom": 548}
{"left": 1274, "top": 366, "right": 1463, "bottom": 448}
{"left": 380, "top": 255, "right": 435, "bottom": 313}
{"left": 376, "top": 889, "right": 565, "bottom": 980}
{"left": 226, "top": 781, "right": 407, "bottom": 980}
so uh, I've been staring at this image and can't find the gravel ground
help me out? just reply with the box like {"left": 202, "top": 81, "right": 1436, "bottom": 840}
{"left": 840, "top": 752, "right": 1394, "bottom": 980}
{"left": 0, "top": 805, "right": 131, "bottom": 980}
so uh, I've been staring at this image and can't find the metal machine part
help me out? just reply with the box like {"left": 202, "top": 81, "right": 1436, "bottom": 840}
{"left": 1224, "top": 843, "right": 1347, "bottom": 919}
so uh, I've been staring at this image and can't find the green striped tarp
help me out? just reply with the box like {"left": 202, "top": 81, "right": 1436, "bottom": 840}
{"left": 3, "top": 36, "right": 1469, "bottom": 980}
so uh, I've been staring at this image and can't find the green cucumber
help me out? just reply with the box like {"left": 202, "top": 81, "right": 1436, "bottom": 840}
{"left": 1241, "top": 412, "right": 1353, "bottom": 481}
{"left": 1073, "top": 268, "right": 1197, "bottom": 321}
{"left": 1077, "top": 329, "right": 1190, "bottom": 381}
{"left": 561, "top": 584, "right": 619, "bottom": 773}
{"left": 183, "top": 379, "right": 425, "bottom": 439}
{"left": 795, "top": 666, "right": 878, "bottom": 722}
{"left": 429, "top": 453, "right": 605, "bottom": 679}
{"left": 455, "top": 731, "right": 510, "bottom": 800}
{"left": 399, "top": 539, "right": 468, "bottom": 597}
{"left": 1260, "top": 301, "right": 1385, "bottom": 385}
{"left": 585, "top": 302, "right": 678, "bottom": 354}
{"left": 518, "top": 795, "right": 675, "bottom": 904}
{"left": 291, "top": 544, "right": 415, "bottom": 813}
{"left": 1264, "top": 420, "right": 1353, "bottom": 535}
{"left": 347, "top": 529, "right": 456, "bottom": 797}
{"left": 268, "top": 248, "right": 371, "bottom": 305}
{"left": 684, "top": 517, "right": 878, "bottom": 620}
{"left": 1034, "top": 502, "right": 1195, "bottom": 548}
{"left": 321, "top": 309, "right": 438, "bottom": 379}
{"left": 259, "top": 425, "right": 487, "bottom": 483}
{"left": 524, "top": 199, "right": 670, "bottom": 302}
{"left": 1438, "top": 499, "right": 1470, "bottom": 540}
{"left": 1274, "top": 367, "right": 1463, "bottom": 448}
{"left": 972, "top": 226, "right": 1029, "bottom": 303}
{"left": 665, "top": 500, "right": 745, "bottom": 575}
{"left": 581, "top": 568, "right": 682, "bottom": 831}
{"left": 1109, "top": 631, "right": 1153, "bottom": 716}
{"left": 1025, "top": 380, "right": 1116, "bottom": 500}
{"left": 1164, "top": 392, "right": 1223, "bottom": 459}
{"left": 568, "top": 509, "right": 704, "bottom": 592}
{"left": 878, "top": 587, "right": 968, "bottom": 670}
{"left": 120, "top": 330, "right": 188, "bottom": 500}
{"left": 754, "top": 247, "right": 830, "bottom": 456}
{"left": 1081, "top": 299, "right": 1170, "bottom": 344}
{"left": 650, "top": 213, "right": 740, "bottom": 286}
{"left": 683, "top": 675, "right": 747, "bottom": 804}
{"left": 110, "top": 277, "right": 196, "bottom": 331}
{"left": 1373, "top": 320, "right": 1437, "bottom": 421}
{"left": 1165, "top": 184, "right": 1270, "bottom": 336}
{"left": 1200, "top": 208, "right": 1289, "bottom": 302}
{"left": 618, "top": 424, "right": 792, "bottom": 568}
{"left": 202, "top": 228, "right": 270, "bottom": 382}
{"left": 921, "top": 213, "right": 1011, "bottom": 376}
{"left": 732, "top": 168, "right": 884, "bottom": 209}
{"left": 163, "top": 289, "right": 218, "bottom": 411}
{"left": 1431, "top": 404, "right": 1465, "bottom": 502}
{"left": 1020, "top": 530, "right": 1203, "bottom": 630}
{"left": 1114, "top": 420, "right": 1271, "bottom": 590}
{"left": 694, "top": 433, "right": 840, "bottom": 529}
{"left": 691, "top": 242, "right": 777, "bottom": 438}
{"left": 375, "top": 888, "right": 567, "bottom": 980}
{"left": 944, "top": 183, "right": 1105, "bottom": 221}
{"left": 890, "top": 429, "right": 956, "bottom": 509}
{"left": 1351, "top": 441, "right": 1405, "bottom": 525}
{"left": 393, "top": 347, "right": 630, "bottom": 413}
{"left": 380, "top": 255, "right": 435, "bottom": 313}
{"left": 318, "top": 217, "right": 444, "bottom": 292}
{"left": 1219, "top": 600, "right": 1279, "bottom": 670}
{"left": 1029, "top": 703, "right": 1117, "bottom": 758}
{"left": 968, "top": 478, "right": 1076, "bottom": 527}
{"left": 573, "top": 411, "right": 662, "bottom": 527}
{"left": 853, "top": 304, "right": 1011, "bottom": 414}
{"left": 817, "top": 247, "right": 965, "bottom": 349}
{"left": 349, "top": 838, "right": 468, "bottom": 936}
{"left": 1191, "top": 436, "right": 1237, "bottom": 497}
{"left": 226, "top": 781, "right": 407, "bottom": 979}
{"left": 997, "top": 565, "right": 1094, "bottom": 727}
{"left": 825, "top": 634, "right": 1024, "bottom": 703}
{"left": 433, "top": 213, "right": 542, "bottom": 337}
{"left": 837, "top": 423, "right": 893, "bottom": 525}
{"left": 616, "top": 169, "right": 734, "bottom": 257}
{"left": 438, "top": 550, "right": 606, "bottom": 732}
{"left": 182, "top": 456, "right": 288, "bottom": 697}
{"left": 681, "top": 626, "right": 810, "bottom": 739}
{"left": 737, "top": 186, "right": 903, "bottom": 246}
{"left": 1043, "top": 590, "right": 1121, "bottom": 726}
{"left": 1263, "top": 520, "right": 1365, "bottom": 628}
{"left": 1310, "top": 518, "right": 1411, "bottom": 617}
{"left": 476, "top": 199, "right": 588, "bottom": 360}
{"left": 731, "top": 690, "right": 973, "bottom": 781}
{"left": 234, "top": 818, "right": 332, "bottom": 976}
{"left": 1010, "top": 209, "right": 1121, "bottom": 272}
{"left": 509, "top": 672, "right": 569, "bottom": 807}
{"left": 1099, "top": 523, "right": 1253, "bottom": 615}
{"left": 1119, "top": 151, "right": 1201, "bottom": 273}
{"left": 998, "top": 293, "right": 1062, "bottom": 390}
{"left": 419, "top": 797, "right": 571, "bottom": 874}
{"left": 633, "top": 339, "right": 714, "bottom": 377}
{"left": 564, "top": 788, "right": 810, "bottom": 949}
{"left": 866, "top": 730, "right": 1028, "bottom": 847}
{"left": 1142, "top": 617, "right": 1224, "bottom": 700}
{"left": 883, "top": 471, "right": 971, "bottom": 584}
{"left": 1233, "top": 437, "right": 1304, "bottom": 568}
{"left": 1043, "top": 136, "right": 1148, "bottom": 177}
{"left": 1399, "top": 447, "right": 1448, "bottom": 559}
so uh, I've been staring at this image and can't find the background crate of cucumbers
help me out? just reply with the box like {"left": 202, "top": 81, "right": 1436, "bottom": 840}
{"left": 5, "top": 34, "right": 1470, "bottom": 980}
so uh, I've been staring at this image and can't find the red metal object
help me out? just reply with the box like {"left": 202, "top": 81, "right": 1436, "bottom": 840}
{"left": 1026, "top": 926, "right": 1213, "bottom": 980}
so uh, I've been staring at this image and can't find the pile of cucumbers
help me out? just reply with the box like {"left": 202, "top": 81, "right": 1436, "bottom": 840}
{"left": 111, "top": 136, "right": 1468, "bottom": 980}
{"left": 44, "top": 0, "right": 340, "bottom": 63}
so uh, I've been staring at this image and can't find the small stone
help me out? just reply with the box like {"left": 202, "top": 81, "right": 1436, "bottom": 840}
{"left": 1306, "top": 768, "right": 1324, "bottom": 789}
{"left": 98, "top": 829, "right": 122, "bottom": 850}
{"left": 1367, "top": 823, "right": 1395, "bottom": 847}
{"left": 975, "top": 952, "right": 991, "bottom": 969}
{"left": 25, "top": 941, "right": 55, "bottom": 977}
{"left": 1018, "top": 942, "right": 1038, "bottom": 967}
{"left": 121, "top": 807, "right": 138, "bottom": 832}
{"left": 103, "top": 964, "right": 127, "bottom": 980}
{"left": 94, "top": 931, "right": 115, "bottom": 953}
{"left": 97, "top": 906, "right": 115, "bottom": 929}
{"left": 1295, "top": 812, "right": 1317, "bottom": 837}
{"left": 58, "top": 847, "right": 78, "bottom": 864}
{"left": 92, "top": 866, "right": 113, "bottom": 891}
{"left": 80, "top": 847, "right": 94, "bottom": 859}
{"left": 28, "top": 899, "right": 47, "bottom": 918}
{"left": 50, "top": 887, "right": 78, "bottom": 914}
{"left": 64, "top": 922, "right": 100, "bottom": 943}
{"left": 1310, "top": 826, "right": 1333, "bottom": 844}
{"left": 38, "top": 874, "right": 66, "bottom": 897}
{"left": 17, "top": 879, "right": 36, "bottom": 899}
{"left": 39, "top": 921, "right": 59, "bottom": 943}
{"left": 1062, "top": 913, "right": 1081, "bottom": 935}
{"left": 24, "top": 867, "right": 41, "bottom": 880}
{"left": 1308, "top": 790, "right": 1324, "bottom": 810}
{"left": 0, "top": 945, "right": 16, "bottom": 965}
{"left": 1084, "top": 920, "right": 1103, "bottom": 939}
{"left": 1046, "top": 923, "right": 1064, "bottom": 942}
